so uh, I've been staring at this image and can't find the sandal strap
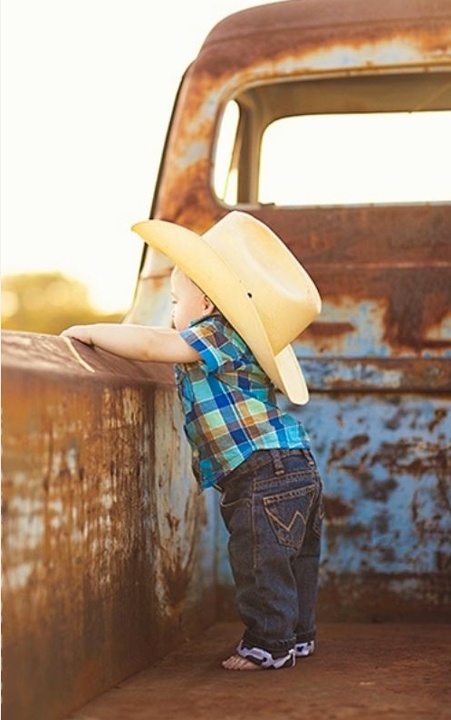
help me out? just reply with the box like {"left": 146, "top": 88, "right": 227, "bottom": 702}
{"left": 237, "top": 641, "right": 295, "bottom": 669}
{"left": 295, "top": 640, "right": 315, "bottom": 657}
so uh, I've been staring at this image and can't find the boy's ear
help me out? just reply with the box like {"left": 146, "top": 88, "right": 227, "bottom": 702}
{"left": 204, "top": 296, "right": 215, "bottom": 315}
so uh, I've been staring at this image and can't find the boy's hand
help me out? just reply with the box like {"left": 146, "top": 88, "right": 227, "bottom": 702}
{"left": 60, "top": 325, "right": 93, "bottom": 346}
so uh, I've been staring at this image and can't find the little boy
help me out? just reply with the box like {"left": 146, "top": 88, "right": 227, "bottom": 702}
{"left": 61, "top": 211, "right": 324, "bottom": 671}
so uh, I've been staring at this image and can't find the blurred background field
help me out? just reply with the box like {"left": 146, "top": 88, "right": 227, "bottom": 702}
{"left": 1, "top": 0, "right": 278, "bottom": 336}
{"left": 1, "top": 273, "right": 122, "bottom": 335}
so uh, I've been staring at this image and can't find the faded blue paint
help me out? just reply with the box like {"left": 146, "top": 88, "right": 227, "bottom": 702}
{"left": 217, "top": 390, "right": 451, "bottom": 603}
{"left": 296, "top": 300, "right": 451, "bottom": 359}
{"left": 302, "top": 394, "right": 450, "bottom": 574}
{"left": 176, "top": 140, "right": 209, "bottom": 169}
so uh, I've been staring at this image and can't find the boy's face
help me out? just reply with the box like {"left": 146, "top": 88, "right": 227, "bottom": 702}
{"left": 170, "top": 267, "right": 214, "bottom": 330}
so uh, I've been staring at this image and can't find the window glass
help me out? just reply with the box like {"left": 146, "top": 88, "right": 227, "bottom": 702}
{"left": 259, "top": 111, "right": 451, "bottom": 205}
{"left": 213, "top": 100, "right": 239, "bottom": 204}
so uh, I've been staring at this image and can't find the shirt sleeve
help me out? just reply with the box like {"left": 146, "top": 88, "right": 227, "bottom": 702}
{"left": 179, "top": 316, "right": 245, "bottom": 374}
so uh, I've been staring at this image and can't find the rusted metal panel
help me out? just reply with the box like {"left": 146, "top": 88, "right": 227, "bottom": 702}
{"left": 297, "top": 358, "right": 451, "bottom": 393}
{"left": 302, "top": 392, "right": 451, "bottom": 621}
{"left": 139, "top": 0, "right": 451, "bottom": 366}
{"left": 147, "top": 0, "right": 451, "bottom": 230}
{"left": 199, "top": 0, "right": 451, "bottom": 76}
{"left": 2, "top": 331, "right": 217, "bottom": 720}
{"left": 296, "top": 264, "right": 451, "bottom": 359}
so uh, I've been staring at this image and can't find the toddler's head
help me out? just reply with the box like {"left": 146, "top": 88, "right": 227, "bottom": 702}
{"left": 170, "top": 266, "right": 215, "bottom": 330}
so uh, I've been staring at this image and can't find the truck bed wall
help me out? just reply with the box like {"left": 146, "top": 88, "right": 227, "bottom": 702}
{"left": 1, "top": 331, "right": 218, "bottom": 720}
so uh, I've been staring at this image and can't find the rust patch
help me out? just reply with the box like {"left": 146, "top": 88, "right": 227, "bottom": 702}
{"left": 324, "top": 495, "right": 353, "bottom": 521}
{"left": 198, "top": 1, "right": 451, "bottom": 78}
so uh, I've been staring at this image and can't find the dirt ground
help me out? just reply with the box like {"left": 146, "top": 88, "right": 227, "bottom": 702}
{"left": 66, "top": 621, "right": 451, "bottom": 720}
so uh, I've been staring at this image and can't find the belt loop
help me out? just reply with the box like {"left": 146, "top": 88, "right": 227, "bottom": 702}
{"left": 270, "top": 449, "right": 285, "bottom": 476}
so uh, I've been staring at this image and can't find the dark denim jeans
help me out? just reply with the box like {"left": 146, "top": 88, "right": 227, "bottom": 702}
{"left": 218, "top": 448, "right": 324, "bottom": 657}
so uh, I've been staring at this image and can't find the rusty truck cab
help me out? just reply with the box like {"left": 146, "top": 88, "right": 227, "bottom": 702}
{"left": 131, "top": 0, "right": 451, "bottom": 619}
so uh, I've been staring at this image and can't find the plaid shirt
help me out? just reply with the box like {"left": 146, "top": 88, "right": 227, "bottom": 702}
{"left": 175, "top": 314, "right": 310, "bottom": 489}
{"left": 175, "top": 314, "right": 310, "bottom": 491}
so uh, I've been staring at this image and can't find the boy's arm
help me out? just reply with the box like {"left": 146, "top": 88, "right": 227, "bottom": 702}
{"left": 60, "top": 323, "right": 201, "bottom": 364}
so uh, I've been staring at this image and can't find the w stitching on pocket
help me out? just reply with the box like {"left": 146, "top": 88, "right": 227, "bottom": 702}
{"left": 263, "top": 485, "right": 316, "bottom": 549}
{"left": 313, "top": 495, "right": 325, "bottom": 539}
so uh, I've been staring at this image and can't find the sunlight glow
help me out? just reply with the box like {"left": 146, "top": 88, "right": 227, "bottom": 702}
{"left": 1, "top": 0, "right": 280, "bottom": 315}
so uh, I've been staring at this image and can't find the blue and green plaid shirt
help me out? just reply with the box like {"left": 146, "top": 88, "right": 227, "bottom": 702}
{"left": 175, "top": 313, "right": 310, "bottom": 490}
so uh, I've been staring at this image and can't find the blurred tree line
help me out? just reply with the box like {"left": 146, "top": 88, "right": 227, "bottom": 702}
{"left": 1, "top": 272, "right": 124, "bottom": 335}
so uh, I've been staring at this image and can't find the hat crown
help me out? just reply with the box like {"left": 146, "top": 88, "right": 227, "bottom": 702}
{"left": 203, "top": 212, "right": 321, "bottom": 354}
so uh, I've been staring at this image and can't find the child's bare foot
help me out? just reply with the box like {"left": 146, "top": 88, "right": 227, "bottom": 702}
{"left": 222, "top": 653, "right": 261, "bottom": 670}
{"left": 223, "top": 641, "right": 295, "bottom": 670}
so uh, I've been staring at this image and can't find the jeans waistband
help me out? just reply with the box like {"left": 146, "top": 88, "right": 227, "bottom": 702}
{"left": 215, "top": 448, "right": 309, "bottom": 493}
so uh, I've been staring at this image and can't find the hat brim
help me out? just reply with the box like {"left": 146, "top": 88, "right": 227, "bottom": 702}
{"left": 132, "top": 219, "right": 309, "bottom": 404}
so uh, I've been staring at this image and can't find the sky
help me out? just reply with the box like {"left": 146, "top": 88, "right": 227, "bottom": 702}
{"left": 1, "top": 0, "right": 281, "bottom": 313}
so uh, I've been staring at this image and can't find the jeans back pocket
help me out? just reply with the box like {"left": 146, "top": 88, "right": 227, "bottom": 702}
{"left": 263, "top": 485, "right": 316, "bottom": 549}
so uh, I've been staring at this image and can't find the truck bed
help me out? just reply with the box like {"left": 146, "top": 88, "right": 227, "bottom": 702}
{"left": 66, "top": 621, "right": 451, "bottom": 720}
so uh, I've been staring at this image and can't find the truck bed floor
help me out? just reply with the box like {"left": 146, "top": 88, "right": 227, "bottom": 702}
{"left": 66, "top": 621, "right": 451, "bottom": 720}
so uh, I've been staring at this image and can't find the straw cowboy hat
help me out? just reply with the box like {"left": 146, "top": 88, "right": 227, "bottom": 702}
{"left": 132, "top": 211, "right": 321, "bottom": 404}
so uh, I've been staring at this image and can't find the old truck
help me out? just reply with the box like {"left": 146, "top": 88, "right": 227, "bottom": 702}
{"left": 2, "top": 1, "right": 450, "bottom": 718}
